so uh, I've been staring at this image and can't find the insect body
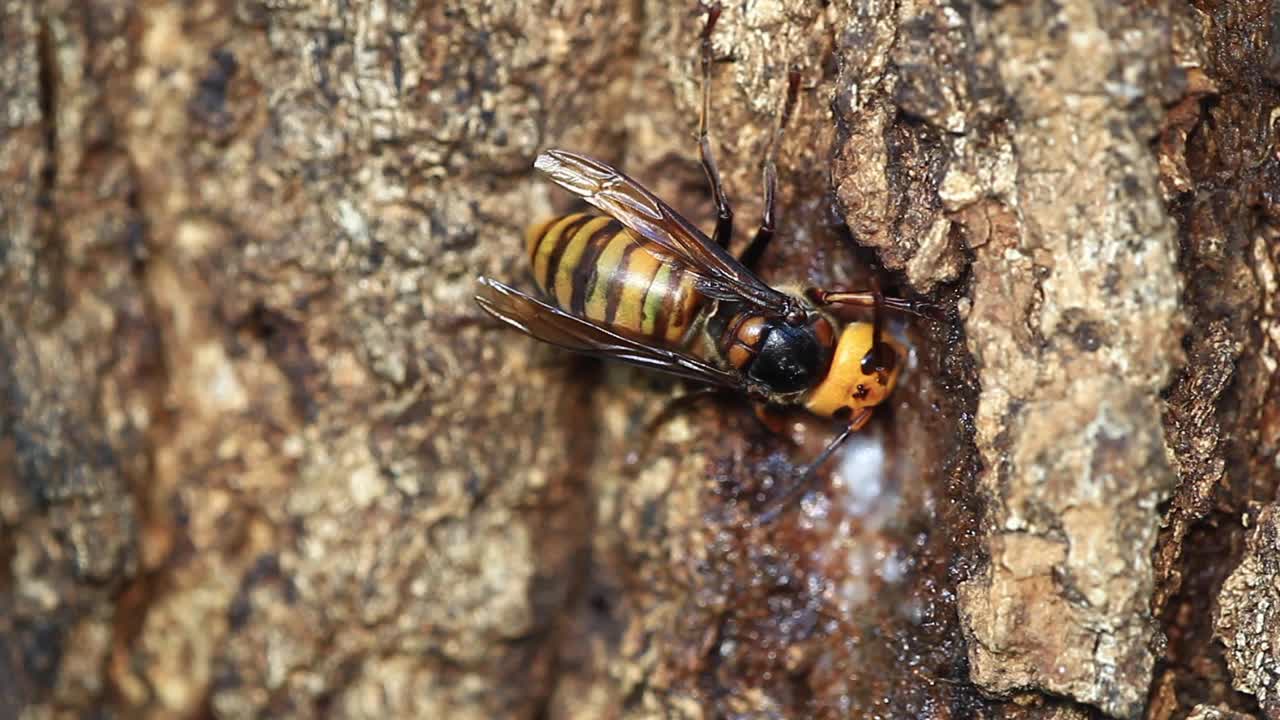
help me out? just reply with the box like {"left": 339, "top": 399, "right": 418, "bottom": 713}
{"left": 476, "top": 7, "right": 929, "bottom": 522}
{"left": 525, "top": 213, "right": 702, "bottom": 350}
{"left": 516, "top": 179, "right": 904, "bottom": 415}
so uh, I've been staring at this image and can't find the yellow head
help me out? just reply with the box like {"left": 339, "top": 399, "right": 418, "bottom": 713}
{"left": 803, "top": 322, "right": 904, "bottom": 419}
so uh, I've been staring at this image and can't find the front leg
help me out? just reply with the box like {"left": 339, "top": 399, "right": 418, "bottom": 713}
{"left": 752, "top": 401, "right": 791, "bottom": 437}
{"left": 754, "top": 408, "right": 872, "bottom": 525}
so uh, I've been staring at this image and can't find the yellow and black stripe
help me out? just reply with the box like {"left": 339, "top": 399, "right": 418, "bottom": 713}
{"left": 525, "top": 213, "right": 704, "bottom": 347}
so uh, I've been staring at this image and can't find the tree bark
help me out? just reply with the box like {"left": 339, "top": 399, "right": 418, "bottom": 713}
{"left": 2, "top": 1, "right": 1277, "bottom": 719}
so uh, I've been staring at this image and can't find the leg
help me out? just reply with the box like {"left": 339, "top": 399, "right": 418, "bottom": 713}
{"left": 699, "top": 4, "right": 733, "bottom": 249}
{"left": 753, "top": 401, "right": 795, "bottom": 440}
{"left": 737, "top": 161, "right": 776, "bottom": 271}
{"left": 641, "top": 386, "right": 725, "bottom": 446}
{"left": 807, "top": 287, "right": 944, "bottom": 320}
{"left": 737, "top": 70, "right": 801, "bottom": 271}
{"left": 754, "top": 408, "right": 872, "bottom": 525}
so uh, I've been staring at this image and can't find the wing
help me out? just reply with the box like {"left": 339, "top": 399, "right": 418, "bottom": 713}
{"left": 534, "top": 150, "right": 799, "bottom": 318}
{"left": 475, "top": 278, "right": 743, "bottom": 389}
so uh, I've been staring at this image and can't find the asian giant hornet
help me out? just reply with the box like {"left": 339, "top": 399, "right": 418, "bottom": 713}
{"left": 475, "top": 5, "right": 933, "bottom": 523}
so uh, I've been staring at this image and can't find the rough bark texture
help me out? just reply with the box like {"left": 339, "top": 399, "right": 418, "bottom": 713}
{"left": 2, "top": 1, "right": 1278, "bottom": 720}
{"left": 1215, "top": 505, "right": 1280, "bottom": 718}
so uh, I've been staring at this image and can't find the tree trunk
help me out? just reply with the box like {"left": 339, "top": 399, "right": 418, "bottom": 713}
{"left": 2, "top": 1, "right": 1277, "bottom": 718}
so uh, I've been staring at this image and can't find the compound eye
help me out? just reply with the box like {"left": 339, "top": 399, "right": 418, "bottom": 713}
{"left": 860, "top": 341, "right": 898, "bottom": 376}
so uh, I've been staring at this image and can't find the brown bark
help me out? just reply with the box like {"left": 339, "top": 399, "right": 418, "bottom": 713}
{"left": 2, "top": 1, "right": 1277, "bottom": 719}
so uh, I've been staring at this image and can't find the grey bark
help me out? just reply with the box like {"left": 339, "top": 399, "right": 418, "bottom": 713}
{"left": 2, "top": 1, "right": 1277, "bottom": 719}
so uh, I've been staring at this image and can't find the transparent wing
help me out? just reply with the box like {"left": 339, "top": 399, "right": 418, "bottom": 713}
{"left": 475, "top": 278, "right": 743, "bottom": 388}
{"left": 534, "top": 150, "right": 798, "bottom": 317}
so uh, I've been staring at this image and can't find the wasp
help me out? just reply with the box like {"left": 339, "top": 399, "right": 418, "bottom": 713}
{"left": 475, "top": 6, "right": 931, "bottom": 522}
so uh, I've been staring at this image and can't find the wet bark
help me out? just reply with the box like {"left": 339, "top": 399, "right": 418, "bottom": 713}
{"left": 2, "top": 1, "right": 1277, "bottom": 719}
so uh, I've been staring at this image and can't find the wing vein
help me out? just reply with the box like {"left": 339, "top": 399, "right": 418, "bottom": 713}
{"left": 533, "top": 150, "right": 797, "bottom": 320}
{"left": 474, "top": 278, "right": 742, "bottom": 389}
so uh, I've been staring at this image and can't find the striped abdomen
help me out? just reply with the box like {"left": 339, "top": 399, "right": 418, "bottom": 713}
{"left": 525, "top": 213, "right": 704, "bottom": 347}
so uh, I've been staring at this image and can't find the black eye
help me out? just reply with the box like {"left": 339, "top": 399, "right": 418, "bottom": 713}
{"left": 861, "top": 341, "right": 897, "bottom": 375}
